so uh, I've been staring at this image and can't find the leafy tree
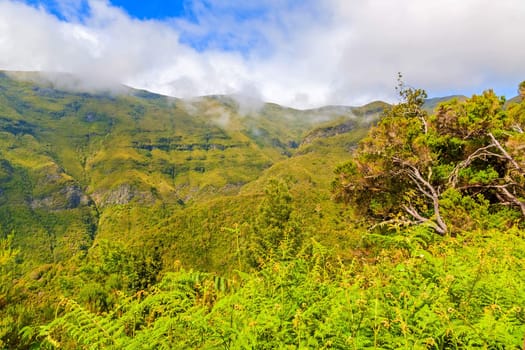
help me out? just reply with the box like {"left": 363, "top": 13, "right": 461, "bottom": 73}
{"left": 97, "top": 240, "right": 164, "bottom": 293}
{"left": 250, "top": 179, "right": 303, "bottom": 265}
{"left": 0, "top": 233, "right": 18, "bottom": 297}
{"left": 0, "top": 233, "right": 23, "bottom": 349}
{"left": 433, "top": 90, "right": 524, "bottom": 220}
{"left": 333, "top": 77, "right": 524, "bottom": 234}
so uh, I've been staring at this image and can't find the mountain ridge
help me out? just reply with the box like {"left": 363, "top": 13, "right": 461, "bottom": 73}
{"left": 0, "top": 70, "right": 377, "bottom": 271}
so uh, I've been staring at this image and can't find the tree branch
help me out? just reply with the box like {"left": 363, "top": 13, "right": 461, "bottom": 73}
{"left": 393, "top": 158, "right": 448, "bottom": 235}
{"left": 488, "top": 133, "right": 524, "bottom": 175}
{"left": 497, "top": 186, "right": 525, "bottom": 217}
{"left": 458, "top": 183, "right": 525, "bottom": 218}
{"left": 406, "top": 172, "right": 433, "bottom": 200}
{"left": 448, "top": 144, "right": 505, "bottom": 187}
{"left": 512, "top": 124, "right": 523, "bottom": 134}
{"left": 402, "top": 205, "right": 446, "bottom": 235}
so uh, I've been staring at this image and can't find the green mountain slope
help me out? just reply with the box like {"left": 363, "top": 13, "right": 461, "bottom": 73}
{"left": 0, "top": 71, "right": 383, "bottom": 272}
{"left": 422, "top": 94, "right": 467, "bottom": 112}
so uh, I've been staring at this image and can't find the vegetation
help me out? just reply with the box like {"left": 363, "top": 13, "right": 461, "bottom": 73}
{"left": 36, "top": 229, "right": 525, "bottom": 349}
{"left": 332, "top": 76, "right": 524, "bottom": 235}
{"left": 0, "top": 71, "right": 524, "bottom": 348}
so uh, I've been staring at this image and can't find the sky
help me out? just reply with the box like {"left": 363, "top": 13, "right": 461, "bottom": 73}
{"left": 0, "top": 0, "right": 524, "bottom": 108}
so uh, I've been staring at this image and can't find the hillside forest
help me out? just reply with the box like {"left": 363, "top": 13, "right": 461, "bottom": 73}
{"left": 0, "top": 71, "right": 524, "bottom": 349}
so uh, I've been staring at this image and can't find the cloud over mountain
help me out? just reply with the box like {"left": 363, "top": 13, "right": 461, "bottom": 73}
{"left": 1, "top": 0, "right": 524, "bottom": 108}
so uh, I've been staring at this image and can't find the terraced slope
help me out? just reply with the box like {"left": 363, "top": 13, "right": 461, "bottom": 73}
{"left": 0, "top": 71, "right": 383, "bottom": 271}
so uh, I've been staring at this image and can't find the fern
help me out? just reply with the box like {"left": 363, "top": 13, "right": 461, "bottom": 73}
{"left": 40, "top": 298, "right": 127, "bottom": 349}
{"left": 37, "top": 228, "right": 525, "bottom": 349}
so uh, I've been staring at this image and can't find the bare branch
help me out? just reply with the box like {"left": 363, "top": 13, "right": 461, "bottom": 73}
{"left": 457, "top": 183, "right": 513, "bottom": 191}
{"left": 402, "top": 205, "right": 447, "bottom": 235}
{"left": 403, "top": 204, "right": 430, "bottom": 224}
{"left": 402, "top": 106, "right": 428, "bottom": 134}
{"left": 448, "top": 143, "right": 505, "bottom": 187}
{"left": 497, "top": 186, "right": 525, "bottom": 217}
{"left": 459, "top": 183, "right": 525, "bottom": 218}
{"left": 393, "top": 158, "right": 448, "bottom": 235}
{"left": 420, "top": 116, "right": 428, "bottom": 134}
{"left": 488, "top": 133, "right": 525, "bottom": 175}
{"left": 406, "top": 172, "right": 433, "bottom": 199}
{"left": 512, "top": 124, "right": 523, "bottom": 134}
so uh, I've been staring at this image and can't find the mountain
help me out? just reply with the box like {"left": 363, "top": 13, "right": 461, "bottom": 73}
{"left": 505, "top": 94, "right": 523, "bottom": 107}
{"left": 0, "top": 71, "right": 384, "bottom": 271}
{"left": 422, "top": 94, "right": 467, "bottom": 112}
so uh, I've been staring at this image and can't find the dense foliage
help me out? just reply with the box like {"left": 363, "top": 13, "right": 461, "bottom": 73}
{"left": 333, "top": 76, "right": 524, "bottom": 235}
{"left": 0, "top": 72, "right": 524, "bottom": 348}
{"left": 35, "top": 229, "right": 525, "bottom": 349}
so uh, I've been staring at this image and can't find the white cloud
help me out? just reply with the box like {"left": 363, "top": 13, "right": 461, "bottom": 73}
{"left": 325, "top": 0, "right": 525, "bottom": 100}
{"left": 0, "top": 0, "right": 524, "bottom": 108}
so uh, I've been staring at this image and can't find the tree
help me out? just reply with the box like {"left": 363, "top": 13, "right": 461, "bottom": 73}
{"left": 333, "top": 77, "right": 524, "bottom": 235}
{"left": 0, "top": 233, "right": 21, "bottom": 348}
{"left": 0, "top": 233, "right": 19, "bottom": 310}
{"left": 433, "top": 91, "right": 524, "bottom": 219}
{"left": 250, "top": 179, "right": 303, "bottom": 265}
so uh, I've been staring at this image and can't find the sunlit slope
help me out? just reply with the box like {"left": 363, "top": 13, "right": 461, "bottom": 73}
{"left": 92, "top": 125, "right": 373, "bottom": 273}
{"left": 0, "top": 71, "right": 383, "bottom": 269}
{"left": 0, "top": 72, "right": 348, "bottom": 206}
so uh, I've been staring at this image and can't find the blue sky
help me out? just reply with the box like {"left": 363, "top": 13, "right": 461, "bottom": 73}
{"left": 23, "top": 0, "right": 188, "bottom": 20}
{"left": 1, "top": 0, "right": 525, "bottom": 108}
{"left": 109, "top": 1, "right": 188, "bottom": 20}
